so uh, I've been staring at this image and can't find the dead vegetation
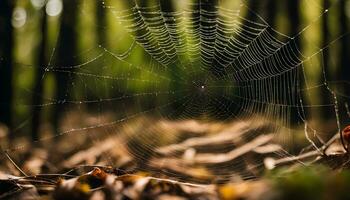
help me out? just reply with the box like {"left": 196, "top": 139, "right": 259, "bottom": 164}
{"left": 0, "top": 114, "right": 349, "bottom": 199}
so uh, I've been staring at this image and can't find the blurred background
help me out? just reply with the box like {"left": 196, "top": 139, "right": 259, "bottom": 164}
{"left": 0, "top": 0, "right": 349, "bottom": 147}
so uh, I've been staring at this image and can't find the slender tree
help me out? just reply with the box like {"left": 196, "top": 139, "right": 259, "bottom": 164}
{"left": 84, "top": 0, "right": 107, "bottom": 111}
{"left": 242, "top": 0, "right": 260, "bottom": 29}
{"left": 96, "top": 0, "right": 106, "bottom": 47}
{"left": 287, "top": 0, "right": 301, "bottom": 48}
{"left": 265, "top": 0, "right": 277, "bottom": 28}
{"left": 53, "top": 0, "right": 79, "bottom": 132}
{"left": 158, "top": 0, "right": 185, "bottom": 116}
{"left": 0, "top": 0, "right": 14, "bottom": 135}
{"left": 287, "top": 0, "right": 301, "bottom": 124}
{"left": 339, "top": 0, "right": 350, "bottom": 96}
{"left": 31, "top": 7, "right": 48, "bottom": 141}
{"left": 321, "top": 0, "right": 332, "bottom": 121}
{"left": 322, "top": 0, "right": 330, "bottom": 73}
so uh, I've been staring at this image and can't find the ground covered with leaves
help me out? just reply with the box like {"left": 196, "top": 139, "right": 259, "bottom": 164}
{"left": 3, "top": 165, "right": 350, "bottom": 200}
{"left": 1, "top": 114, "right": 350, "bottom": 200}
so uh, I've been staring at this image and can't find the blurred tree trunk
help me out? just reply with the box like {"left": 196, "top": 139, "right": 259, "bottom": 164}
{"left": 245, "top": 0, "right": 259, "bottom": 24}
{"left": 96, "top": 0, "right": 106, "bottom": 46}
{"left": 321, "top": 0, "right": 331, "bottom": 121}
{"left": 287, "top": 0, "right": 300, "bottom": 54}
{"left": 85, "top": 0, "right": 106, "bottom": 111}
{"left": 322, "top": 0, "right": 330, "bottom": 73}
{"left": 339, "top": 0, "right": 350, "bottom": 124}
{"left": 287, "top": 0, "right": 301, "bottom": 124}
{"left": 265, "top": 0, "right": 277, "bottom": 28}
{"left": 54, "top": 0, "right": 79, "bottom": 133}
{"left": 31, "top": 9, "right": 47, "bottom": 141}
{"left": 339, "top": 0, "right": 350, "bottom": 96}
{"left": 159, "top": 0, "right": 185, "bottom": 116}
{"left": 0, "top": 0, "right": 14, "bottom": 136}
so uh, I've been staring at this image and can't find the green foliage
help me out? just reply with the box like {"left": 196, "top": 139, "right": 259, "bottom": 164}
{"left": 267, "top": 165, "right": 350, "bottom": 200}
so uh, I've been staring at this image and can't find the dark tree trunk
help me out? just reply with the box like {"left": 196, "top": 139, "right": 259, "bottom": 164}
{"left": 265, "top": 0, "right": 277, "bottom": 28}
{"left": 287, "top": 0, "right": 301, "bottom": 47}
{"left": 245, "top": 0, "right": 260, "bottom": 23}
{"left": 84, "top": 0, "right": 107, "bottom": 111}
{"left": 339, "top": 0, "right": 350, "bottom": 124}
{"left": 339, "top": 0, "right": 350, "bottom": 96}
{"left": 31, "top": 9, "right": 47, "bottom": 142}
{"left": 0, "top": 0, "right": 14, "bottom": 136}
{"left": 322, "top": 0, "right": 330, "bottom": 71}
{"left": 321, "top": 0, "right": 331, "bottom": 121}
{"left": 287, "top": 0, "right": 301, "bottom": 124}
{"left": 96, "top": 0, "right": 106, "bottom": 47}
{"left": 159, "top": 0, "right": 183, "bottom": 116}
{"left": 54, "top": 0, "right": 79, "bottom": 133}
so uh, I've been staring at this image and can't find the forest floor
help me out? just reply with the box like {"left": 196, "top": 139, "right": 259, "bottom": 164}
{"left": 1, "top": 113, "right": 350, "bottom": 200}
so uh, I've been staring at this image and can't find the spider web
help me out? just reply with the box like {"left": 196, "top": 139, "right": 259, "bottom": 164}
{"left": 2, "top": 0, "right": 350, "bottom": 183}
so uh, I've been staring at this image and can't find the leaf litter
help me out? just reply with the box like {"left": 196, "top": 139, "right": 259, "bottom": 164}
{"left": 1, "top": 114, "right": 350, "bottom": 200}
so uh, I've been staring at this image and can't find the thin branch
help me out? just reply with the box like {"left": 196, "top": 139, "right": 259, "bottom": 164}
{"left": 3, "top": 150, "right": 28, "bottom": 177}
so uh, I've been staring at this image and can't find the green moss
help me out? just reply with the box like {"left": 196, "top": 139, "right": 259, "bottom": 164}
{"left": 266, "top": 165, "right": 350, "bottom": 200}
